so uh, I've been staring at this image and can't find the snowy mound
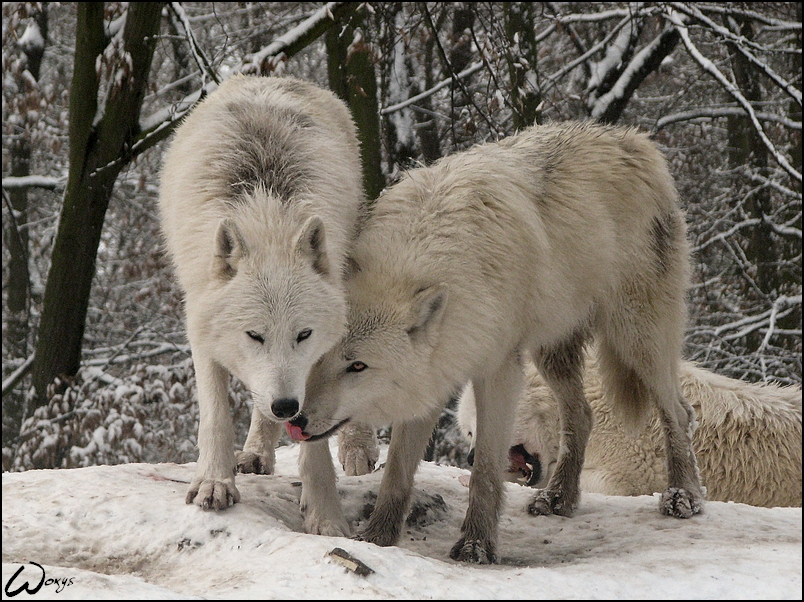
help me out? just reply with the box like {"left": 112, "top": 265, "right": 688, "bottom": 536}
{"left": 2, "top": 441, "right": 801, "bottom": 599}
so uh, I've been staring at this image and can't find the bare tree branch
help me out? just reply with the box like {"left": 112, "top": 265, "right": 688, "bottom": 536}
{"left": 670, "top": 2, "right": 801, "bottom": 106}
{"left": 167, "top": 2, "right": 220, "bottom": 86}
{"left": 133, "top": 2, "right": 359, "bottom": 158}
{"left": 666, "top": 8, "right": 802, "bottom": 183}
{"left": 380, "top": 61, "right": 484, "bottom": 115}
{"left": 653, "top": 107, "right": 802, "bottom": 132}
{"left": 421, "top": 3, "right": 503, "bottom": 137}
{"left": 1, "top": 175, "right": 66, "bottom": 191}
{"left": 590, "top": 24, "right": 680, "bottom": 123}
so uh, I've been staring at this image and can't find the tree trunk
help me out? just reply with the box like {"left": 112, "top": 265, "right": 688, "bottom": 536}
{"left": 413, "top": 7, "right": 444, "bottom": 165}
{"left": 446, "top": 3, "right": 475, "bottom": 146}
{"left": 3, "top": 3, "right": 49, "bottom": 443}
{"left": 377, "top": 4, "right": 417, "bottom": 174}
{"left": 503, "top": 2, "right": 542, "bottom": 129}
{"left": 326, "top": 8, "right": 385, "bottom": 201}
{"left": 5, "top": 4, "right": 48, "bottom": 359}
{"left": 594, "top": 26, "right": 679, "bottom": 125}
{"left": 30, "top": 3, "right": 165, "bottom": 409}
{"left": 726, "top": 15, "right": 778, "bottom": 296}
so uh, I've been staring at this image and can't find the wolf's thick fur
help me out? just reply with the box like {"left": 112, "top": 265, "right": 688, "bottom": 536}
{"left": 459, "top": 357, "right": 802, "bottom": 507}
{"left": 158, "top": 74, "right": 363, "bottom": 523}
{"left": 292, "top": 121, "right": 704, "bottom": 563}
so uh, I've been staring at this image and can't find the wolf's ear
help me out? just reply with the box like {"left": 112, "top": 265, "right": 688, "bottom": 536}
{"left": 296, "top": 216, "right": 331, "bottom": 280}
{"left": 407, "top": 283, "right": 448, "bottom": 346}
{"left": 213, "top": 218, "right": 247, "bottom": 280}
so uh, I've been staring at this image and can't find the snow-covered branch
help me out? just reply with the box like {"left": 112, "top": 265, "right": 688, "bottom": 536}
{"left": 755, "top": 297, "right": 803, "bottom": 381}
{"left": 82, "top": 343, "right": 191, "bottom": 367}
{"left": 542, "top": 13, "right": 633, "bottom": 95}
{"left": 239, "top": 2, "right": 358, "bottom": 75}
{"left": 711, "top": 296, "right": 801, "bottom": 341}
{"left": 692, "top": 218, "right": 762, "bottom": 254}
{"left": 653, "top": 107, "right": 802, "bottom": 132}
{"left": 135, "top": 2, "right": 358, "bottom": 157}
{"left": 764, "top": 217, "right": 803, "bottom": 240}
{"left": 589, "top": 25, "right": 680, "bottom": 123}
{"left": 666, "top": 9, "right": 802, "bottom": 183}
{"left": 2, "top": 175, "right": 66, "bottom": 191}
{"left": 167, "top": 2, "right": 219, "bottom": 86}
{"left": 746, "top": 169, "right": 803, "bottom": 201}
{"left": 1, "top": 355, "right": 35, "bottom": 398}
{"left": 669, "top": 2, "right": 801, "bottom": 106}
{"left": 547, "top": 6, "right": 660, "bottom": 24}
{"left": 691, "top": 4, "right": 803, "bottom": 30}
{"left": 380, "top": 61, "right": 485, "bottom": 115}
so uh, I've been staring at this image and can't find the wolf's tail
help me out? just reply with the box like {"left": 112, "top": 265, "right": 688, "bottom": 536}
{"left": 593, "top": 341, "right": 654, "bottom": 436}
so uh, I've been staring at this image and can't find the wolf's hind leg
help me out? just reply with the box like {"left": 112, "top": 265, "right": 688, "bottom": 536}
{"left": 527, "top": 332, "right": 592, "bottom": 518}
{"left": 237, "top": 407, "right": 282, "bottom": 475}
{"left": 338, "top": 422, "right": 380, "bottom": 476}
{"left": 599, "top": 301, "right": 704, "bottom": 518}
{"left": 654, "top": 383, "right": 704, "bottom": 518}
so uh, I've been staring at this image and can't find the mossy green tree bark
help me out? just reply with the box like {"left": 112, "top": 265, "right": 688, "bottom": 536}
{"left": 326, "top": 8, "right": 385, "bottom": 201}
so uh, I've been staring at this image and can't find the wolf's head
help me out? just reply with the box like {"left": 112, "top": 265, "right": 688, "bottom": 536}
{"left": 285, "top": 258, "right": 451, "bottom": 441}
{"left": 190, "top": 212, "right": 347, "bottom": 423}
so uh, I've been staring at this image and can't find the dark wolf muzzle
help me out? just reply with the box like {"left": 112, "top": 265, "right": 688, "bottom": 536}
{"left": 508, "top": 444, "right": 542, "bottom": 486}
{"left": 466, "top": 443, "right": 543, "bottom": 487}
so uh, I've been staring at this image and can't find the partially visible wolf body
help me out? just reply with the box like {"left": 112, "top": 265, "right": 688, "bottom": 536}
{"left": 158, "top": 74, "right": 364, "bottom": 523}
{"left": 459, "top": 356, "right": 803, "bottom": 508}
{"left": 290, "top": 121, "right": 705, "bottom": 563}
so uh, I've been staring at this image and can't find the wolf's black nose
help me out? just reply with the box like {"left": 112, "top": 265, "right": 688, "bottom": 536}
{"left": 271, "top": 397, "right": 299, "bottom": 419}
{"left": 467, "top": 447, "right": 474, "bottom": 466}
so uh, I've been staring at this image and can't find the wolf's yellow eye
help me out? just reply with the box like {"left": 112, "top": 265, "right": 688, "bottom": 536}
{"left": 296, "top": 328, "right": 312, "bottom": 343}
{"left": 346, "top": 361, "right": 367, "bottom": 373}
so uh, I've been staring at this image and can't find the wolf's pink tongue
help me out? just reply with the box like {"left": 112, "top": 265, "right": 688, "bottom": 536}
{"left": 285, "top": 422, "right": 309, "bottom": 441}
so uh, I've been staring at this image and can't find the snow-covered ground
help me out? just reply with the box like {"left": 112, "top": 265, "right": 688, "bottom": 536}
{"left": 2, "top": 441, "right": 801, "bottom": 599}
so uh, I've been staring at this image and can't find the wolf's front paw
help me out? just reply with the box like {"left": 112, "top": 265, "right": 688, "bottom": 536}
{"left": 304, "top": 514, "right": 351, "bottom": 538}
{"left": 527, "top": 488, "right": 575, "bottom": 517}
{"left": 339, "top": 446, "right": 377, "bottom": 476}
{"left": 236, "top": 450, "right": 275, "bottom": 475}
{"left": 449, "top": 537, "right": 497, "bottom": 564}
{"left": 659, "top": 487, "right": 703, "bottom": 518}
{"left": 355, "top": 521, "right": 400, "bottom": 547}
{"left": 186, "top": 478, "right": 240, "bottom": 510}
{"left": 301, "top": 503, "right": 350, "bottom": 537}
{"left": 338, "top": 424, "right": 379, "bottom": 476}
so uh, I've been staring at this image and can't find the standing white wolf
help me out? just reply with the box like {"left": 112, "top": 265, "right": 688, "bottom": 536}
{"left": 289, "top": 121, "right": 704, "bottom": 563}
{"left": 158, "top": 74, "right": 364, "bottom": 521}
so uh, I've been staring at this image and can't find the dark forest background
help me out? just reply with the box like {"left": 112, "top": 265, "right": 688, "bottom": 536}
{"left": 3, "top": 2, "right": 800, "bottom": 471}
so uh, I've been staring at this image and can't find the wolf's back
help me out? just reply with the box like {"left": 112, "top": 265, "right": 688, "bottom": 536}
{"left": 157, "top": 75, "right": 363, "bottom": 294}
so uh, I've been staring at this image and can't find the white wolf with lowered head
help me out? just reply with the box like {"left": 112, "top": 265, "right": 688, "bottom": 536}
{"left": 289, "top": 121, "right": 704, "bottom": 563}
{"left": 158, "top": 74, "right": 363, "bottom": 524}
